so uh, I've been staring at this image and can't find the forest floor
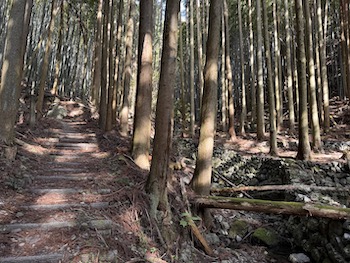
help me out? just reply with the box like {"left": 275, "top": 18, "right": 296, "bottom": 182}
{"left": 0, "top": 97, "right": 349, "bottom": 262}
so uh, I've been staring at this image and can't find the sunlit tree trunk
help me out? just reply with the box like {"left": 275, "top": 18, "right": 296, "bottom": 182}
{"left": 36, "top": 0, "right": 57, "bottom": 117}
{"left": 262, "top": 0, "right": 277, "bottom": 155}
{"left": 146, "top": 0, "right": 180, "bottom": 242}
{"left": 316, "top": 0, "right": 330, "bottom": 133}
{"left": 132, "top": 0, "right": 153, "bottom": 170}
{"left": 223, "top": 0, "right": 236, "bottom": 140}
{"left": 0, "top": 0, "right": 31, "bottom": 145}
{"left": 304, "top": 0, "right": 322, "bottom": 151}
{"left": 295, "top": 0, "right": 311, "bottom": 160}
{"left": 120, "top": 0, "right": 135, "bottom": 136}
{"left": 52, "top": 0, "right": 64, "bottom": 96}
{"left": 191, "top": 0, "right": 222, "bottom": 197}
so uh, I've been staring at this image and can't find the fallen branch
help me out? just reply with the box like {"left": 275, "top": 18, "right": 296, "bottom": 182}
{"left": 192, "top": 195, "right": 350, "bottom": 220}
{"left": 211, "top": 184, "right": 350, "bottom": 194}
{"left": 180, "top": 179, "right": 213, "bottom": 256}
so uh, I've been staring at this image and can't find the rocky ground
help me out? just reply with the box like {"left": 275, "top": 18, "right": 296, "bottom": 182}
{"left": 0, "top": 97, "right": 350, "bottom": 262}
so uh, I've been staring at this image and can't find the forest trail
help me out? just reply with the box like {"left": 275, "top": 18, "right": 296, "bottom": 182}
{"left": 0, "top": 118, "right": 121, "bottom": 263}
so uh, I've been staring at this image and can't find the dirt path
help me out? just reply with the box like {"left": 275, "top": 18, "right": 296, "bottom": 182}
{"left": 0, "top": 119, "right": 120, "bottom": 262}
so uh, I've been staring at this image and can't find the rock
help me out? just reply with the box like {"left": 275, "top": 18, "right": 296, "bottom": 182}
{"left": 47, "top": 105, "right": 67, "bottom": 119}
{"left": 252, "top": 227, "right": 280, "bottom": 247}
{"left": 205, "top": 233, "right": 220, "bottom": 245}
{"left": 288, "top": 253, "right": 311, "bottom": 263}
{"left": 306, "top": 218, "right": 319, "bottom": 232}
{"left": 229, "top": 220, "right": 249, "bottom": 240}
{"left": 343, "top": 220, "right": 350, "bottom": 231}
{"left": 343, "top": 233, "right": 350, "bottom": 242}
{"left": 15, "top": 212, "right": 24, "bottom": 218}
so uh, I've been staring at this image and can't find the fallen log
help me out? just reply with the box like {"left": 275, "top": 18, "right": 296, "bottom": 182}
{"left": 211, "top": 184, "right": 350, "bottom": 194}
{"left": 192, "top": 196, "right": 350, "bottom": 220}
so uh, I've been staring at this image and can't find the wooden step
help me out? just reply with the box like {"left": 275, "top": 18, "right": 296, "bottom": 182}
{"left": 34, "top": 175, "right": 94, "bottom": 181}
{"left": 30, "top": 188, "right": 111, "bottom": 195}
{"left": 0, "top": 253, "right": 66, "bottom": 263}
{"left": 0, "top": 219, "right": 112, "bottom": 233}
{"left": 20, "top": 201, "right": 110, "bottom": 211}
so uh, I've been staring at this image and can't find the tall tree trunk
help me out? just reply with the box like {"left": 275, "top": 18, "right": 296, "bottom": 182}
{"left": 99, "top": 0, "right": 110, "bottom": 130}
{"left": 106, "top": 0, "right": 116, "bottom": 132}
{"left": 273, "top": 0, "right": 282, "bottom": 131}
{"left": 91, "top": 0, "right": 103, "bottom": 107}
{"left": 262, "top": 0, "right": 277, "bottom": 155}
{"left": 256, "top": 0, "right": 265, "bottom": 140}
{"left": 284, "top": 0, "right": 295, "bottom": 133}
{"left": 179, "top": 17, "right": 187, "bottom": 135}
{"left": 145, "top": 0, "right": 180, "bottom": 243}
{"left": 340, "top": 0, "right": 350, "bottom": 97}
{"left": 52, "top": 0, "right": 64, "bottom": 96}
{"left": 304, "top": 0, "right": 322, "bottom": 151}
{"left": 221, "top": 14, "right": 227, "bottom": 132}
{"left": 238, "top": 0, "right": 246, "bottom": 135}
{"left": 0, "top": 0, "right": 31, "bottom": 145}
{"left": 313, "top": 0, "right": 323, "bottom": 124}
{"left": 223, "top": 0, "right": 236, "bottom": 140}
{"left": 248, "top": 0, "right": 256, "bottom": 128}
{"left": 112, "top": 0, "right": 124, "bottom": 126}
{"left": 189, "top": 0, "right": 195, "bottom": 137}
{"left": 295, "top": 0, "right": 311, "bottom": 160}
{"left": 316, "top": 0, "right": 330, "bottom": 133}
{"left": 196, "top": 0, "right": 204, "bottom": 108}
{"left": 191, "top": 0, "right": 221, "bottom": 197}
{"left": 132, "top": 0, "right": 153, "bottom": 170}
{"left": 119, "top": 0, "right": 135, "bottom": 136}
{"left": 36, "top": 0, "right": 57, "bottom": 117}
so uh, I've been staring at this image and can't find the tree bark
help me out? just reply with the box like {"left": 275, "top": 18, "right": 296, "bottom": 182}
{"left": 119, "top": 0, "right": 135, "bottom": 136}
{"left": 132, "top": 0, "right": 153, "bottom": 170}
{"left": 248, "top": 0, "right": 256, "bottom": 127}
{"left": 304, "top": 0, "right": 322, "bottom": 151}
{"left": 112, "top": 0, "right": 124, "bottom": 126}
{"left": 99, "top": 0, "right": 110, "bottom": 130}
{"left": 36, "top": 0, "right": 57, "bottom": 117}
{"left": 146, "top": 0, "right": 180, "bottom": 222}
{"left": 189, "top": 0, "right": 195, "bottom": 137}
{"left": 256, "top": 0, "right": 265, "bottom": 140}
{"left": 273, "top": 0, "right": 282, "bottom": 131}
{"left": 284, "top": 0, "right": 296, "bottom": 133}
{"left": 191, "top": 0, "right": 222, "bottom": 196}
{"left": 238, "top": 0, "right": 246, "bottom": 135}
{"left": 196, "top": 0, "right": 204, "bottom": 109}
{"left": 262, "top": 0, "right": 277, "bottom": 155}
{"left": 295, "top": 0, "right": 311, "bottom": 160}
{"left": 223, "top": 0, "right": 235, "bottom": 140}
{"left": 0, "top": 0, "right": 31, "bottom": 145}
{"left": 91, "top": 0, "right": 103, "bottom": 108}
{"left": 316, "top": 0, "right": 330, "bottom": 133}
